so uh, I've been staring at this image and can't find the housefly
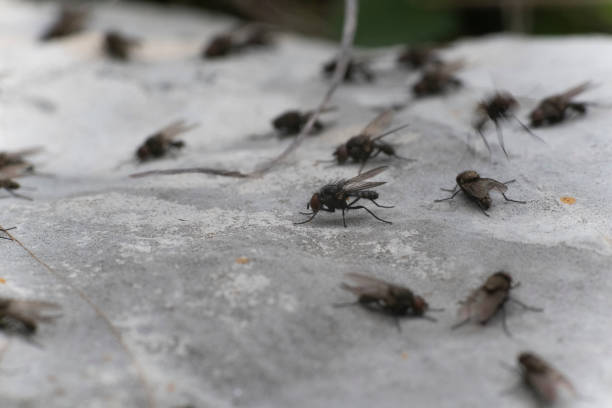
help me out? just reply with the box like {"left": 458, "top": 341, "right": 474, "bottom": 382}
{"left": 517, "top": 352, "right": 575, "bottom": 404}
{"left": 412, "top": 60, "right": 463, "bottom": 97}
{"left": 294, "top": 166, "right": 393, "bottom": 227}
{"left": 271, "top": 107, "right": 335, "bottom": 137}
{"left": 452, "top": 272, "right": 542, "bottom": 336}
{"left": 136, "top": 120, "right": 198, "bottom": 162}
{"left": 435, "top": 170, "right": 525, "bottom": 216}
{"left": 337, "top": 273, "right": 440, "bottom": 329}
{"left": 397, "top": 46, "right": 440, "bottom": 70}
{"left": 104, "top": 30, "right": 140, "bottom": 61}
{"left": 0, "top": 298, "right": 60, "bottom": 335}
{"left": 322, "top": 57, "right": 374, "bottom": 83}
{"left": 529, "top": 81, "right": 593, "bottom": 127}
{"left": 203, "top": 24, "right": 272, "bottom": 59}
{"left": 333, "top": 110, "right": 412, "bottom": 173}
{"left": 474, "top": 91, "right": 543, "bottom": 158}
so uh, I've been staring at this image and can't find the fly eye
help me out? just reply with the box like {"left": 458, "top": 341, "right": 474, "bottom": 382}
{"left": 309, "top": 194, "right": 321, "bottom": 212}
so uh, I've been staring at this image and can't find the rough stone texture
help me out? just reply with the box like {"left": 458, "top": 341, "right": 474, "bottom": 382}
{"left": 1, "top": 1, "right": 611, "bottom": 407}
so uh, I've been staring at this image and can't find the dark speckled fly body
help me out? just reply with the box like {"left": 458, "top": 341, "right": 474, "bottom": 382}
{"left": 435, "top": 170, "right": 525, "bottom": 216}
{"left": 294, "top": 166, "right": 393, "bottom": 227}
{"left": 136, "top": 120, "right": 198, "bottom": 162}
{"left": 333, "top": 110, "right": 412, "bottom": 173}
{"left": 529, "top": 81, "right": 592, "bottom": 127}
{"left": 271, "top": 107, "right": 335, "bottom": 137}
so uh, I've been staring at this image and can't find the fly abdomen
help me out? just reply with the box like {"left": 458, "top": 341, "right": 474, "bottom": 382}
{"left": 353, "top": 190, "right": 379, "bottom": 200}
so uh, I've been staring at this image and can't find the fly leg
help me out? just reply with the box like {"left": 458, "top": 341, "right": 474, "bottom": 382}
{"left": 451, "top": 318, "right": 471, "bottom": 330}
{"left": 435, "top": 189, "right": 461, "bottom": 202}
{"left": 5, "top": 188, "right": 32, "bottom": 201}
{"left": 476, "top": 200, "right": 491, "bottom": 217}
{"left": 511, "top": 114, "right": 547, "bottom": 145}
{"left": 501, "top": 305, "right": 512, "bottom": 337}
{"left": 494, "top": 120, "right": 510, "bottom": 159}
{"left": 477, "top": 128, "right": 493, "bottom": 157}
{"left": 0, "top": 226, "right": 16, "bottom": 240}
{"left": 502, "top": 193, "right": 526, "bottom": 204}
{"left": 508, "top": 297, "right": 543, "bottom": 312}
{"left": 347, "top": 205, "right": 392, "bottom": 224}
{"left": 369, "top": 199, "right": 394, "bottom": 208}
{"left": 294, "top": 213, "right": 317, "bottom": 225}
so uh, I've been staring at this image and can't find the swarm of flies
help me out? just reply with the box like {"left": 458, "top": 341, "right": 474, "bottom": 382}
{"left": 203, "top": 24, "right": 272, "bottom": 59}
{"left": 271, "top": 107, "right": 335, "bottom": 138}
{"left": 337, "top": 273, "right": 441, "bottom": 330}
{"left": 516, "top": 352, "right": 576, "bottom": 404}
{"left": 0, "top": 298, "right": 60, "bottom": 336}
{"left": 435, "top": 170, "right": 525, "bottom": 216}
{"left": 332, "top": 110, "right": 413, "bottom": 173}
{"left": 40, "top": 7, "right": 87, "bottom": 42}
{"left": 136, "top": 120, "right": 198, "bottom": 162}
{"left": 322, "top": 57, "right": 374, "bottom": 83}
{"left": 397, "top": 45, "right": 441, "bottom": 70}
{"left": 473, "top": 91, "right": 544, "bottom": 158}
{"left": 529, "top": 81, "right": 593, "bottom": 127}
{"left": 104, "top": 30, "right": 140, "bottom": 61}
{"left": 452, "top": 272, "right": 542, "bottom": 336}
{"left": 412, "top": 60, "right": 464, "bottom": 97}
{"left": 294, "top": 166, "right": 393, "bottom": 227}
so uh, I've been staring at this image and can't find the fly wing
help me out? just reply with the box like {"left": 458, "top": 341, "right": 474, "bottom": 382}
{"left": 371, "top": 123, "right": 410, "bottom": 142}
{"left": 342, "top": 166, "right": 388, "bottom": 186}
{"left": 342, "top": 166, "right": 388, "bottom": 192}
{"left": 4, "top": 147, "right": 43, "bottom": 160}
{"left": 462, "top": 178, "right": 507, "bottom": 199}
{"left": 341, "top": 273, "right": 393, "bottom": 300}
{"left": 457, "top": 285, "right": 508, "bottom": 323}
{"left": 158, "top": 120, "right": 199, "bottom": 141}
{"left": 6, "top": 299, "right": 61, "bottom": 324}
{"left": 343, "top": 181, "right": 386, "bottom": 194}
{"left": 0, "top": 163, "right": 32, "bottom": 178}
{"left": 473, "top": 289, "right": 507, "bottom": 323}
{"left": 559, "top": 81, "right": 592, "bottom": 101}
{"left": 361, "top": 110, "right": 393, "bottom": 138}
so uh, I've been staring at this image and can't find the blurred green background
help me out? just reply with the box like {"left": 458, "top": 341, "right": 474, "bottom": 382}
{"left": 141, "top": 0, "right": 612, "bottom": 45}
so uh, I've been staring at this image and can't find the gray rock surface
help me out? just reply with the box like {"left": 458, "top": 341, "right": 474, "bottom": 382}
{"left": 1, "top": 1, "right": 611, "bottom": 407}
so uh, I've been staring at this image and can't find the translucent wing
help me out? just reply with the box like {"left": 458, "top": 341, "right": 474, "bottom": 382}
{"left": 343, "top": 181, "right": 386, "bottom": 194}
{"left": 458, "top": 287, "right": 507, "bottom": 323}
{"left": 371, "top": 123, "right": 410, "bottom": 142}
{"left": 341, "top": 166, "right": 388, "bottom": 192}
{"left": 526, "top": 364, "right": 575, "bottom": 403}
{"left": 558, "top": 81, "right": 592, "bottom": 101}
{"left": 0, "top": 163, "right": 32, "bottom": 178}
{"left": 361, "top": 110, "right": 393, "bottom": 138}
{"left": 1, "top": 299, "right": 61, "bottom": 330}
{"left": 341, "top": 273, "right": 394, "bottom": 300}
{"left": 157, "top": 120, "right": 199, "bottom": 141}
{"left": 461, "top": 178, "right": 507, "bottom": 199}
{"left": 343, "top": 166, "right": 388, "bottom": 185}
{"left": 3, "top": 147, "right": 43, "bottom": 160}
